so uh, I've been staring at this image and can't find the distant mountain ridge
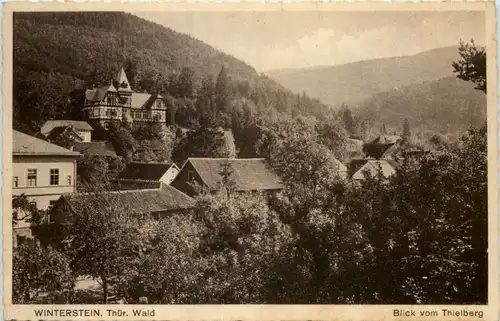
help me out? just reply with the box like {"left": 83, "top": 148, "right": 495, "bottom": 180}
{"left": 266, "top": 46, "right": 462, "bottom": 108}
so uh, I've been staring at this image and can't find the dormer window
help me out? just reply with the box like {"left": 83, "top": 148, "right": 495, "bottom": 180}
{"left": 107, "top": 93, "right": 117, "bottom": 105}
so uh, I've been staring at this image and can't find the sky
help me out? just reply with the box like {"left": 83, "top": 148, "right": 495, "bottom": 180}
{"left": 135, "top": 11, "right": 485, "bottom": 72}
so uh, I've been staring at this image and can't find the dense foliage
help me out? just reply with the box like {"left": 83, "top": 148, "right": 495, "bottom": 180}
{"left": 12, "top": 14, "right": 488, "bottom": 305}
{"left": 452, "top": 40, "right": 487, "bottom": 93}
{"left": 13, "top": 242, "right": 74, "bottom": 303}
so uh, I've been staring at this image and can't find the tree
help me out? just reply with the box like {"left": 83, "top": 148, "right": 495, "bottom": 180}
{"left": 217, "top": 161, "right": 237, "bottom": 197}
{"left": 13, "top": 242, "right": 74, "bottom": 303}
{"left": 121, "top": 215, "right": 202, "bottom": 303}
{"left": 171, "top": 110, "right": 230, "bottom": 164}
{"left": 192, "top": 190, "right": 295, "bottom": 303}
{"left": 215, "top": 65, "right": 232, "bottom": 128}
{"left": 403, "top": 118, "right": 411, "bottom": 141}
{"left": 108, "top": 123, "right": 135, "bottom": 161}
{"left": 316, "top": 115, "right": 349, "bottom": 162}
{"left": 12, "top": 194, "right": 45, "bottom": 226}
{"left": 176, "top": 67, "right": 195, "bottom": 98}
{"left": 64, "top": 182, "right": 154, "bottom": 303}
{"left": 380, "top": 124, "right": 387, "bottom": 135}
{"left": 339, "top": 104, "right": 355, "bottom": 135}
{"left": 133, "top": 123, "right": 163, "bottom": 141}
{"left": 76, "top": 155, "right": 125, "bottom": 185}
{"left": 452, "top": 39, "right": 486, "bottom": 93}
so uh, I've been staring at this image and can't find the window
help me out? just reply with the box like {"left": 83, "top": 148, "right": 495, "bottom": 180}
{"left": 16, "top": 235, "right": 27, "bottom": 247}
{"left": 13, "top": 176, "right": 18, "bottom": 188}
{"left": 67, "top": 175, "right": 72, "bottom": 185}
{"left": 107, "top": 94, "right": 117, "bottom": 105}
{"left": 50, "top": 169, "right": 59, "bottom": 186}
{"left": 187, "top": 170, "right": 195, "bottom": 182}
{"left": 27, "top": 169, "right": 37, "bottom": 187}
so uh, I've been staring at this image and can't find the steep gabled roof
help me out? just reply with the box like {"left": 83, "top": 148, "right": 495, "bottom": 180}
{"left": 118, "top": 162, "right": 178, "bottom": 181}
{"left": 13, "top": 130, "right": 80, "bottom": 157}
{"left": 63, "top": 183, "right": 195, "bottom": 214}
{"left": 115, "top": 67, "right": 133, "bottom": 92}
{"left": 41, "top": 120, "right": 93, "bottom": 136}
{"left": 73, "top": 141, "right": 117, "bottom": 157}
{"left": 131, "top": 93, "right": 153, "bottom": 108}
{"left": 184, "top": 158, "right": 283, "bottom": 192}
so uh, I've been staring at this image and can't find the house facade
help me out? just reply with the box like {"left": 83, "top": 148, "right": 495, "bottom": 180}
{"left": 41, "top": 120, "right": 94, "bottom": 143}
{"left": 13, "top": 130, "right": 80, "bottom": 244}
{"left": 171, "top": 158, "right": 283, "bottom": 196}
{"left": 83, "top": 68, "right": 167, "bottom": 130}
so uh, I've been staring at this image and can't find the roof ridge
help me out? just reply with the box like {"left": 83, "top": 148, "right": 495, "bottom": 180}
{"left": 188, "top": 157, "right": 265, "bottom": 161}
{"left": 129, "top": 161, "right": 173, "bottom": 165}
{"left": 76, "top": 187, "right": 162, "bottom": 196}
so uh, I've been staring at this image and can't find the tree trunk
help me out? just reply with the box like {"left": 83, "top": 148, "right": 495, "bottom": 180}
{"left": 102, "top": 276, "right": 108, "bottom": 303}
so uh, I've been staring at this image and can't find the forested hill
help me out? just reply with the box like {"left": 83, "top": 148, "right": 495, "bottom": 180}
{"left": 14, "top": 12, "right": 331, "bottom": 133}
{"left": 14, "top": 12, "right": 258, "bottom": 83}
{"left": 354, "top": 76, "right": 486, "bottom": 133}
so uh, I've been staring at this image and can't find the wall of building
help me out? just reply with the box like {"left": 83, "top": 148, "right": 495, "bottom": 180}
{"left": 160, "top": 166, "right": 180, "bottom": 185}
{"left": 170, "top": 162, "right": 204, "bottom": 196}
{"left": 76, "top": 130, "right": 92, "bottom": 142}
{"left": 12, "top": 155, "right": 77, "bottom": 244}
{"left": 13, "top": 156, "right": 77, "bottom": 206}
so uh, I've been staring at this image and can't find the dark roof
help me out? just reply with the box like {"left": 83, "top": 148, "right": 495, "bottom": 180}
{"left": 63, "top": 183, "right": 195, "bottom": 214}
{"left": 41, "top": 120, "right": 93, "bottom": 135}
{"left": 46, "top": 126, "right": 83, "bottom": 143}
{"left": 185, "top": 158, "right": 283, "bottom": 191}
{"left": 73, "top": 141, "right": 117, "bottom": 157}
{"left": 109, "top": 180, "right": 162, "bottom": 191}
{"left": 348, "top": 159, "right": 370, "bottom": 177}
{"left": 13, "top": 130, "right": 81, "bottom": 157}
{"left": 118, "top": 162, "right": 177, "bottom": 181}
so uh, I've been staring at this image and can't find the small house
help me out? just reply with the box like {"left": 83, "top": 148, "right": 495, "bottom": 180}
{"left": 41, "top": 120, "right": 94, "bottom": 143}
{"left": 171, "top": 158, "right": 283, "bottom": 196}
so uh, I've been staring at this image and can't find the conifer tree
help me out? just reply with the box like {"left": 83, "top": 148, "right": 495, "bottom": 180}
{"left": 215, "top": 65, "right": 232, "bottom": 128}
{"left": 403, "top": 118, "right": 411, "bottom": 140}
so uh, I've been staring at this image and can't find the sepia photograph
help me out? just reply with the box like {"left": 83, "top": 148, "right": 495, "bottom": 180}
{"left": 3, "top": 2, "right": 498, "bottom": 319}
